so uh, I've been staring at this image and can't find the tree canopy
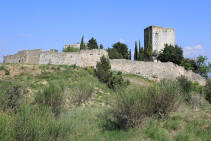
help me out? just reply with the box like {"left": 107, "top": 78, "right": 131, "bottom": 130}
{"left": 157, "top": 44, "right": 184, "bottom": 65}
{"left": 87, "top": 37, "right": 98, "bottom": 49}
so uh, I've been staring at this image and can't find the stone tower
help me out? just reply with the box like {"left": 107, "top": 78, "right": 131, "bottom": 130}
{"left": 144, "top": 26, "right": 175, "bottom": 53}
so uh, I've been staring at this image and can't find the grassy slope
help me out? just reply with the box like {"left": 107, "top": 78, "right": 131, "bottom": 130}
{"left": 0, "top": 64, "right": 210, "bottom": 141}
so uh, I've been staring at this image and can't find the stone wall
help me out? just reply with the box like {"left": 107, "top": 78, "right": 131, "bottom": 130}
{"left": 39, "top": 49, "right": 107, "bottom": 67}
{"left": 4, "top": 49, "right": 108, "bottom": 68}
{"left": 3, "top": 49, "right": 42, "bottom": 64}
{"left": 3, "top": 49, "right": 206, "bottom": 85}
{"left": 110, "top": 59, "right": 206, "bottom": 86}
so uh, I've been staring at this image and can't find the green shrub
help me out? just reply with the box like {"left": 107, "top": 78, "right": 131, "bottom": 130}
{"left": 204, "top": 80, "right": 211, "bottom": 103}
{"left": 63, "top": 46, "right": 80, "bottom": 52}
{"left": 192, "top": 82, "right": 203, "bottom": 94}
{"left": 95, "top": 55, "right": 111, "bottom": 83}
{"left": 0, "top": 111, "right": 15, "bottom": 141}
{"left": 35, "top": 82, "right": 65, "bottom": 116}
{"left": 107, "top": 72, "right": 129, "bottom": 89}
{"left": 96, "top": 56, "right": 129, "bottom": 89}
{"left": 2, "top": 86, "right": 23, "bottom": 113}
{"left": 15, "top": 105, "right": 69, "bottom": 141}
{"left": 72, "top": 81, "right": 94, "bottom": 105}
{"left": 177, "top": 76, "right": 192, "bottom": 102}
{"left": 105, "top": 80, "right": 181, "bottom": 129}
{"left": 0, "top": 66, "right": 10, "bottom": 75}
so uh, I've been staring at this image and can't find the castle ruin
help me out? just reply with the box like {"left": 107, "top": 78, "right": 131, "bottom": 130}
{"left": 144, "top": 26, "right": 175, "bottom": 53}
{"left": 2, "top": 26, "right": 206, "bottom": 85}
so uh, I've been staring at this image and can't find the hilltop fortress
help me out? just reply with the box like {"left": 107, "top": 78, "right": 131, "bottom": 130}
{"left": 3, "top": 26, "right": 206, "bottom": 85}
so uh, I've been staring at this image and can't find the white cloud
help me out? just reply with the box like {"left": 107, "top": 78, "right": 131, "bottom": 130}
{"left": 183, "top": 44, "right": 205, "bottom": 58}
{"left": 119, "top": 38, "right": 126, "bottom": 43}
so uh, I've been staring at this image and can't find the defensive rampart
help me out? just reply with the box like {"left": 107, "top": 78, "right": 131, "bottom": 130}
{"left": 3, "top": 49, "right": 206, "bottom": 85}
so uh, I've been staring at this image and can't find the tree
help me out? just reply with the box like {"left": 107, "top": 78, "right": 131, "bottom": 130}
{"left": 112, "top": 42, "right": 129, "bottom": 59}
{"left": 134, "top": 41, "right": 138, "bottom": 60}
{"left": 157, "top": 44, "right": 183, "bottom": 65}
{"left": 80, "top": 36, "right": 86, "bottom": 50}
{"left": 128, "top": 49, "right": 131, "bottom": 60}
{"left": 138, "top": 41, "right": 141, "bottom": 60}
{"left": 87, "top": 37, "right": 98, "bottom": 49}
{"left": 195, "top": 56, "right": 210, "bottom": 78}
{"left": 139, "top": 47, "right": 144, "bottom": 61}
{"left": 108, "top": 48, "right": 123, "bottom": 59}
{"left": 100, "top": 44, "right": 104, "bottom": 49}
{"left": 96, "top": 55, "right": 111, "bottom": 83}
{"left": 144, "top": 29, "right": 153, "bottom": 61}
{"left": 181, "top": 58, "right": 197, "bottom": 72}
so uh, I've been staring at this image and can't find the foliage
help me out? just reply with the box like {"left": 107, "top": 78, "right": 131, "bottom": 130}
{"left": 0, "top": 111, "right": 15, "bottom": 141}
{"left": 35, "top": 82, "right": 65, "bottom": 116}
{"left": 95, "top": 56, "right": 128, "bottom": 89}
{"left": 204, "top": 80, "right": 211, "bottom": 103}
{"left": 181, "top": 58, "right": 197, "bottom": 72}
{"left": 158, "top": 44, "right": 184, "bottom": 65}
{"left": 134, "top": 41, "right": 138, "bottom": 60}
{"left": 105, "top": 80, "right": 181, "bottom": 129}
{"left": 95, "top": 55, "right": 111, "bottom": 83}
{"left": 87, "top": 37, "right": 98, "bottom": 49}
{"left": 112, "top": 42, "right": 129, "bottom": 59}
{"left": 80, "top": 35, "right": 86, "bottom": 50}
{"left": 100, "top": 44, "right": 104, "bottom": 49}
{"left": 15, "top": 105, "right": 70, "bottom": 141}
{"left": 107, "top": 72, "right": 129, "bottom": 90}
{"left": 72, "top": 81, "right": 94, "bottom": 105}
{"left": 144, "top": 28, "right": 153, "bottom": 61}
{"left": 0, "top": 65, "right": 10, "bottom": 75}
{"left": 1, "top": 86, "right": 23, "bottom": 113}
{"left": 195, "top": 56, "right": 210, "bottom": 78}
{"left": 63, "top": 46, "right": 80, "bottom": 52}
{"left": 177, "top": 76, "right": 192, "bottom": 102}
{"left": 107, "top": 48, "right": 123, "bottom": 59}
{"left": 128, "top": 49, "right": 131, "bottom": 60}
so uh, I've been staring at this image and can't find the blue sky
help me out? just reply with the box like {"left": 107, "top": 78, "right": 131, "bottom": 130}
{"left": 0, "top": 0, "right": 211, "bottom": 62}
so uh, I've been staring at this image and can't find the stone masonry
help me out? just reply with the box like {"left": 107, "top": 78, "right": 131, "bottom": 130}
{"left": 3, "top": 49, "right": 206, "bottom": 85}
{"left": 144, "top": 26, "right": 175, "bottom": 53}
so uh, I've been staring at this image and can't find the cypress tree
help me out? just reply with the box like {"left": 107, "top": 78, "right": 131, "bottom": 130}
{"left": 128, "top": 49, "right": 131, "bottom": 60}
{"left": 140, "top": 47, "right": 144, "bottom": 61}
{"left": 134, "top": 41, "right": 138, "bottom": 60}
{"left": 80, "top": 36, "right": 86, "bottom": 50}
{"left": 144, "top": 29, "right": 153, "bottom": 61}
{"left": 138, "top": 40, "right": 141, "bottom": 60}
{"left": 100, "top": 44, "right": 104, "bottom": 49}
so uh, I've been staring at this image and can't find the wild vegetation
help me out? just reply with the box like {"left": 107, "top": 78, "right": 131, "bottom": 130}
{"left": 0, "top": 63, "right": 210, "bottom": 141}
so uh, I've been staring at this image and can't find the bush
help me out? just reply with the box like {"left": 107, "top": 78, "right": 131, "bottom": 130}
{"left": 15, "top": 105, "right": 69, "bottom": 141}
{"left": 95, "top": 55, "right": 111, "bottom": 83}
{"left": 35, "top": 82, "right": 65, "bottom": 116}
{"left": 0, "top": 111, "right": 15, "bottom": 141}
{"left": 72, "top": 81, "right": 94, "bottom": 105}
{"left": 105, "top": 80, "right": 181, "bottom": 129}
{"left": 2, "top": 86, "right": 23, "bottom": 113}
{"left": 204, "top": 80, "right": 211, "bottom": 103}
{"left": 177, "top": 76, "right": 192, "bottom": 102}
{"left": 95, "top": 56, "right": 129, "bottom": 89}
{"left": 107, "top": 72, "right": 129, "bottom": 89}
{"left": 0, "top": 66, "right": 10, "bottom": 75}
{"left": 158, "top": 44, "right": 183, "bottom": 65}
{"left": 63, "top": 46, "right": 80, "bottom": 52}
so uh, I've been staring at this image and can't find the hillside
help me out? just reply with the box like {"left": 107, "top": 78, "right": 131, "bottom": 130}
{"left": 0, "top": 64, "right": 210, "bottom": 141}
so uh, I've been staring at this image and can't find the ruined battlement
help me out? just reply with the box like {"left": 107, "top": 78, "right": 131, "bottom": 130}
{"left": 3, "top": 49, "right": 206, "bottom": 85}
